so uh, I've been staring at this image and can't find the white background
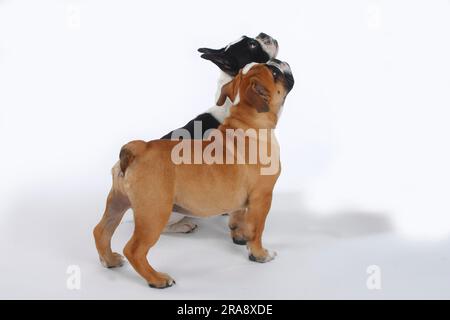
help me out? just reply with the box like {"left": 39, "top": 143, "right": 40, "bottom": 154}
{"left": 1, "top": 0, "right": 450, "bottom": 299}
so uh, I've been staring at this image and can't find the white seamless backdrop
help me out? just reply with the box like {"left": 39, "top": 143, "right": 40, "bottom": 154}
{"left": 1, "top": 0, "right": 450, "bottom": 299}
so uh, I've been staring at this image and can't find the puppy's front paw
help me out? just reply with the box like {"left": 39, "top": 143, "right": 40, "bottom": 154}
{"left": 148, "top": 272, "right": 176, "bottom": 289}
{"left": 249, "top": 249, "right": 277, "bottom": 263}
{"left": 100, "top": 252, "right": 125, "bottom": 268}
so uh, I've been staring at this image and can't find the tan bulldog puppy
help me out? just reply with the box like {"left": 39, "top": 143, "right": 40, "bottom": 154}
{"left": 93, "top": 60, "right": 294, "bottom": 288}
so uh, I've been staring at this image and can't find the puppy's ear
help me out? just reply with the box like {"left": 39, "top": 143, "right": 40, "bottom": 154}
{"left": 245, "top": 78, "right": 270, "bottom": 113}
{"left": 216, "top": 74, "right": 241, "bottom": 106}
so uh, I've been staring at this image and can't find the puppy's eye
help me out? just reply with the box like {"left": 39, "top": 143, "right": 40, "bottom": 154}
{"left": 272, "top": 70, "right": 279, "bottom": 78}
{"left": 249, "top": 41, "right": 258, "bottom": 49}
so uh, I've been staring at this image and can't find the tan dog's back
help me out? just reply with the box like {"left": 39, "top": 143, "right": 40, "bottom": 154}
{"left": 122, "top": 138, "right": 278, "bottom": 217}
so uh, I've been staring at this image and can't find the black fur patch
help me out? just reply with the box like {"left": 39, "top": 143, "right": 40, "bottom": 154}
{"left": 267, "top": 63, "right": 295, "bottom": 93}
{"left": 161, "top": 113, "right": 221, "bottom": 140}
{"left": 199, "top": 35, "right": 273, "bottom": 76}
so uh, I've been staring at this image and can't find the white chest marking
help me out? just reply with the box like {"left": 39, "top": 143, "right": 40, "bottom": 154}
{"left": 242, "top": 62, "right": 258, "bottom": 75}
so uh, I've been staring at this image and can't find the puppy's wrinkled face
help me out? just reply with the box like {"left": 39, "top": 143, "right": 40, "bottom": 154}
{"left": 217, "top": 60, "right": 294, "bottom": 119}
{"left": 198, "top": 33, "right": 279, "bottom": 76}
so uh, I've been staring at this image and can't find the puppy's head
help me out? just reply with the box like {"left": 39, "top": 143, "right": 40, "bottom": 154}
{"left": 198, "top": 33, "right": 279, "bottom": 76}
{"left": 216, "top": 59, "right": 294, "bottom": 119}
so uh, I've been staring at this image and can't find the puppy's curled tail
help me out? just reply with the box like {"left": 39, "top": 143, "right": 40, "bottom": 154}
{"left": 119, "top": 140, "right": 147, "bottom": 174}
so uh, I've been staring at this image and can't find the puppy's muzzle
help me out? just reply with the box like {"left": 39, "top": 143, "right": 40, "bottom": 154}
{"left": 198, "top": 48, "right": 235, "bottom": 73}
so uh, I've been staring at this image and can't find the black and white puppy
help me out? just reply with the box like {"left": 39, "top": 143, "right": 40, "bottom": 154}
{"left": 161, "top": 33, "right": 279, "bottom": 140}
{"left": 163, "top": 33, "right": 279, "bottom": 233}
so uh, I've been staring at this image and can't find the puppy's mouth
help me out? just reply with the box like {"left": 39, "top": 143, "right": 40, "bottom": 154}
{"left": 198, "top": 48, "right": 237, "bottom": 76}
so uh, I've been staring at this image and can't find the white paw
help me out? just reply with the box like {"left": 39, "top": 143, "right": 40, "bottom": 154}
{"left": 248, "top": 249, "right": 277, "bottom": 263}
{"left": 99, "top": 253, "right": 125, "bottom": 268}
{"left": 164, "top": 217, "right": 198, "bottom": 234}
{"left": 265, "top": 250, "right": 277, "bottom": 262}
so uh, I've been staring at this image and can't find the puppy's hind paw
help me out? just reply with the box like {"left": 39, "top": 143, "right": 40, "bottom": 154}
{"left": 249, "top": 250, "right": 277, "bottom": 263}
{"left": 164, "top": 218, "right": 198, "bottom": 234}
{"left": 100, "top": 252, "right": 125, "bottom": 268}
{"left": 148, "top": 273, "right": 176, "bottom": 289}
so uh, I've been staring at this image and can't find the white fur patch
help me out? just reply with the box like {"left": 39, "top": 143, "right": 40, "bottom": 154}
{"left": 214, "top": 72, "right": 233, "bottom": 103}
{"left": 248, "top": 247, "right": 278, "bottom": 263}
{"left": 267, "top": 60, "right": 291, "bottom": 74}
{"left": 207, "top": 71, "right": 235, "bottom": 123}
{"left": 242, "top": 62, "right": 258, "bottom": 75}
{"left": 256, "top": 38, "right": 278, "bottom": 59}
{"left": 233, "top": 91, "right": 240, "bottom": 105}
{"left": 277, "top": 104, "right": 284, "bottom": 118}
{"left": 164, "top": 216, "right": 197, "bottom": 233}
{"left": 207, "top": 101, "right": 231, "bottom": 123}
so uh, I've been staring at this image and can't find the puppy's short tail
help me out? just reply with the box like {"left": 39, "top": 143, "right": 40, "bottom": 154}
{"left": 119, "top": 140, "right": 147, "bottom": 174}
